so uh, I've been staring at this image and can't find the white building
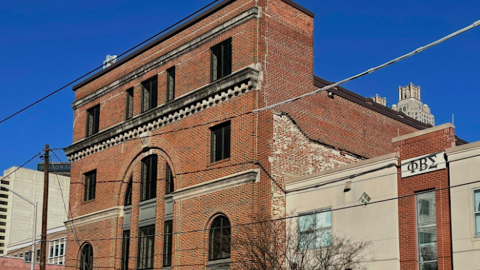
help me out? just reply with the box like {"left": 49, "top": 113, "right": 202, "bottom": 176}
{"left": 447, "top": 140, "right": 480, "bottom": 269}
{"left": 391, "top": 83, "right": 435, "bottom": 126}
{"left": 0, "top": 167, "right": 70, "bottom": 256}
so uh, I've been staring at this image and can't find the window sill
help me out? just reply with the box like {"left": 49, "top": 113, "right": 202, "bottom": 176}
{"left": 207, "top": 258, "right": 231, "bottom": 269}
{"left": 81, "top": 199, "right": 95, "bottom": 205}
{"left": 139, "top": 198, "right": 156, "bottom": 207}
{"left": 208, "top": 157, "right": 231, "bottom": 167}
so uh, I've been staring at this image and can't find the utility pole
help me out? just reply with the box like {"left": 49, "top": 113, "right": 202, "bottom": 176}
{"left": 40, "top": 144, "right": 49, "bottom": 270}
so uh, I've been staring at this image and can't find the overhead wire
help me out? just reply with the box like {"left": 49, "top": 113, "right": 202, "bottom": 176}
{"left": 0, "top": 0, "right": 223, "bottom": 125}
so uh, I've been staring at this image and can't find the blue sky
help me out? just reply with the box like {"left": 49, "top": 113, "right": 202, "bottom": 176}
{"left": 1, "top": 0, "right": 479, "bottom": 171}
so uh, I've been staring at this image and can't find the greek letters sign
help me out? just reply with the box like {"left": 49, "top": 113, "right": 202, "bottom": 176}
{"left": 401, "top": 151, "right": 446, "bottom": 178}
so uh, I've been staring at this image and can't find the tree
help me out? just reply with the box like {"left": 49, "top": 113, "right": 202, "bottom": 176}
{"left": 232, "top": 216, "right": 373, "bottom": 270}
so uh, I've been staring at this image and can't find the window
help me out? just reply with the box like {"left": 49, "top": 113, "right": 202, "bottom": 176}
{"left": 0, "top": 215, "right": 6, "bottom": 219}
{"left": 80, "top": 244, "right": 93, "bottom": 270}
{"left": 417, "top": 191, "right": 437, "bottom": 270}
{"left": 0, "top": 235, "right": 4, "bottom": 239}
{"left": 166, "top": 164, "right": 174, "bottom": 195}
{"left": 55, "top": 244, "right": 59, "bottom": 257}
{"left": 163, "top": 221, "right": 173, "bottom": 267}
{"left": 141, "top": 155, "right": 157, "bottom": 201}
{"left": 25, "top": 251, "right": 30, "bottom": 262}
{"left": 0, "top": 201, "right": 7, "bottom": 205}
{"left": 50, "top": 245, "right": 54, "bottom": 258}
{"left": 211, "top": 39, "right": 232, "bottom": 81}
{"left": 1, "top": 180, "right": 9, "bottom": 185}
{"left": 20, "top": 252, "right": 23, "bottom": 258}
{"left": 86, "top": 105, "right": 100, "bottom": 136}
{"left": 298, "top": 209, "right": 332, "bottom": 249}
{"left": 121, "top": 230, "right": 130, "bottom": 270}
{"left": 474, "top": 189, "right": 480, "bottom": 236}
{"left": 126, "top": 88, "right": 134, "bottom": 120}
{"left": 60, "top": 243, "right": 65, "bottom": 256}
{"left": 210, "top": 121, "right": 231, "bottom": 162}
{"left": 0, "top": 194, "right": 7, "bottom": 199}
{"left": 36, "top": 249, "right": 40, "bottom": 262}
{"left": 137, "top": 225, "right": 155, "bottom": 270}
{"left": 141, "top": 76, "right": 158, "bottom": 112}
{"left": 0, "top": 229, "right": 5, "bottom": 233}
{"left": 166, "top": 67, "right": 175, "bottom": 102}
{"left": 125, "top": 178, "right": 132, "bottom": 206}
{"left": 83, "top": 170, "right": 96, "bottom": 202}
{"left": 0, "top": 208, "right": 6, "bottom": 212}
{"left": 0, "top": 187, "right": 7, "bottom": 191}
{"left": 209, "top": 216, "right": 231, "bottom": 261}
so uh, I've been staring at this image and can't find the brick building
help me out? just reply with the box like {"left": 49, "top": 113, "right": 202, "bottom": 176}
{"left": 64, "top": 0, "right": 432, "bottom": 269}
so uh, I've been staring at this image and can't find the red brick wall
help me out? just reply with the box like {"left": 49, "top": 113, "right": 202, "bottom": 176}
{"left": 394, "top": 126, "right": 456, "bottom": 270}
{"left": 0, "top": 258, "right": 64, "bottom": 270}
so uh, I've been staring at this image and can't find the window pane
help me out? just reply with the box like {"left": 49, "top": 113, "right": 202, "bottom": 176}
{"left": 55, "top": 244, "right": 59, "bottom": 256}
{"left": 121, "top": 231, "right": 130, "bottom": 270}
{"left": 475, "top": 213, "right": 480, "bottom": 236}
{"left": 420, "top": 262, "right": 438, "bottom": 270}
{"left": 166, "top": 164, "right": 174, "bottom": 195}
{"left": 141, "top": 156, "right": 157, "bottom": 201}
{"left": 138, "top": 226, "right": 155, "bottom": 269}
{"left": 475, "top": 190, "right": 480, "bottom": 212}
{"left": 298, "top": 214, "right": 315, "bottom": 232}
{"left": 417, "top": 192, "right": 436, "bottom": 226}
{"left": 163, "top": 221, "right": 173, "bottom": 267}
{"left": 167, "top": 68, "right": 175, "bottom": 102}
{"left": 418, "top": 226, "right": 437, "bottom": 261}
{"left": 316, "top": 211, "right": 331, "bottom": 229}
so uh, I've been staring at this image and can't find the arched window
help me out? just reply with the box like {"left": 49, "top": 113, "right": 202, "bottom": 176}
{"left": 209, "top": 216, "right": 231, "bottom": 261}
{"left": 124, "top": 177, "right": 132, "bottom": 206}
{"left": 80, "top": 244, "right": 93, "bottom": 270}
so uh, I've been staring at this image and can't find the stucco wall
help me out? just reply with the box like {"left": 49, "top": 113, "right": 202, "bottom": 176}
{"left": 286, "top": 153, "right": 401, "bottom": 270}
{"left": 447, "top": 140, "right": 480, "bottom": 270}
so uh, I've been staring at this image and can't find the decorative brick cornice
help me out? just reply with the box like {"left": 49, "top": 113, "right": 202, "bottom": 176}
{"left": 65, "top": 66, "right": 260, "bottom": 162}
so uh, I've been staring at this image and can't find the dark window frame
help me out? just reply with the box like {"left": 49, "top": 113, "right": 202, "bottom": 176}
{"left": 166, "top": 67, "right": 175, "bottom": 102}
{"left": 125, "top": 177, "right": 132, "bottom": 206}
{"left": 210, "top": 121, "right": 231, "bottom": 163}
{"left": 141, "top": 76, "right": 158, "bottom": 113}
{"left": 210, "top": 39, "right": 232, "bottom": 82}
{"left": 86, "top": 105, "right": 100, "bottom": 137}
{"left": 121, "top": 230, "right": 130, "bottom": 270}
{"left": 83, "top": 170, "right": 97, "bottom": 202}
{"left": 126, "top": 88, "right": 134, "bottom": 120}
{"left": 137, "top": 225, "right": 155, "bottom": 270}
{"left": 209, "top": 215, "right": 231, "bottom": 261}
{"left": 141, "top": 155, "right": 157, "bottom": 202}
{"left": 80, "top": 244, "right": 93, "bottom": 270}
{"left": 163, "top": 221, "right": 173, "bottom": 267}
{"left": 165, "top": 164, "right": 174, "bottom": 195}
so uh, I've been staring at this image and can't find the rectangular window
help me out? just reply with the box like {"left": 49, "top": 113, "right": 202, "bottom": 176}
{"left": 211, "top": 39, "right": 232, "bottom": 81}
{"left": 86, "top": 105, "right": 100, "bottom": 136}
{"left": 121, "top": 230, "right": 130, "bottom": 270}
{"left": 60, "top": 243, "right": 65, "bottom": 256}
{"left": 141, "top": 155, "right": 157, "bottom": 201}
{"left": 141, "top": 76, "right": 158, "bottom": 112}
{"left": 165, "top": 164, "right": 174, "bottom": 195}
{"left": 37, "top": 249, "right": 40, "bottom": 262}
{"left": 417, "top": 191, "right": 437, "bottom": 270}
{"left": 25, "top": 251, "right": 30, "bottom": 262}
{"left": 137, "top": 225, "right": 155, "bottom": 270}
{"left": 126, "top": 88, "right": 134, "bottom": 120}
{"left": 298, "top": 209, "right": 332, "bottom": 249}
{"left": 474, "top": 189, "right": 480, "bottom": 236}
{"left": 163, "top": 221, "right": 173, "bottom": 267}
{"left": 0, "top": 201, "right": 7, "bottom": 205}
{"left": 0, "top": 215, "right": 6, "bottom": 219}
{"left": 84, "top": 170, "right": 97, "bottom": 201}
{"left": 210, "top": 121, "right": 231, "bottom": 163}
{"left": 0, "top": 222, "right": 5, "bottom": 226}
{"left": 166, "top": 67, "right": 175, "bottom": 102}
{"left": 20, "top": 252, "right": 23, "bottom": 258}
{"left": 49, "top": 245, "right": 54, "bottom": 258}
{"left": 55, "top": 244, "right": 59, "bottom": 257}
{"left": 0, "top": 194, "right": 7, "bottom": 199}
{"left": 1, "top": 180, "right": 9, "bottom": 185}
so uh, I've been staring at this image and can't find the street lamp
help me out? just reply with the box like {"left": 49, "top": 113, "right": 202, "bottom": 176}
{"left": 5, "top": 187, "right": 38, "bottom": 270}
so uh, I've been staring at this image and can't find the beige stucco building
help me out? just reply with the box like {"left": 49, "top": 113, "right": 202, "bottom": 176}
{"left": 286, "top": 153, "right": 401, "bottom": 270}
{"left": 447, "top": 140, "right": 480, "bottom": 270}
{"left": 0, "top": 167, "right": 70, "bottom": 255}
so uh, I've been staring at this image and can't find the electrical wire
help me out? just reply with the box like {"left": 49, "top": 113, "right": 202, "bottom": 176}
{"left": 253, "top": 19, "right": 480, "bottom": 113}
{"left": 0, "top": 0, "right": 223, "bottom": 125}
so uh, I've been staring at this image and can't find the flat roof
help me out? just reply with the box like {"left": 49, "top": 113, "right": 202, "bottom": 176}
{"left": 72, "top": 0, "right": 314, "bottom": 91}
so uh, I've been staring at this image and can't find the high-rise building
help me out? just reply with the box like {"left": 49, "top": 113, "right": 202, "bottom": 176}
{"left": 0, "top": 167, "right": 70, "bottom": 257}
{"left": 392, "top": 83, "right": 435, "bottom": 126}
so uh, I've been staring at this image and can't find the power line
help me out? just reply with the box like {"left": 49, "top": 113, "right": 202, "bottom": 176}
{"left": 0, "top": 152, "right": 42, "bottom": 181}
{"left": 0, "top": 0, "right": 223, "bottom": 125}
{"left": 253, "top": 19, "right": 480, "bottom": 113}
